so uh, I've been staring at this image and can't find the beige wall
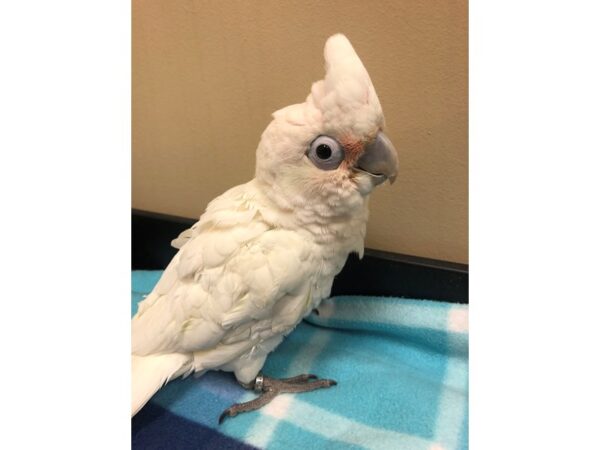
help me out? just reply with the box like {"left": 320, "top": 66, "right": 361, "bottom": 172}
{"left": 133, "top": 0, "right": 468, "bottom": 263}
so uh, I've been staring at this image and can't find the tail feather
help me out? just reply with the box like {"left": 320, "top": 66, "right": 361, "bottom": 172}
{"left": 131, "top": 353, "right": 192, "bottom": 417}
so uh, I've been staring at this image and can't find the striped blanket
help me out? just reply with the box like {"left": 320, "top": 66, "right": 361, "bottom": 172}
{"left": 132, "top": 270, "right": 468, "bottom": 450}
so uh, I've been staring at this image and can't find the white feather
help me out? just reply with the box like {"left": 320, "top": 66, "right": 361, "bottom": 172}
{"left": 131, "top": 353, "right": 192, "bottom": 416}
{"left": 131, "top": 34, "right": 390, "bottom": 416}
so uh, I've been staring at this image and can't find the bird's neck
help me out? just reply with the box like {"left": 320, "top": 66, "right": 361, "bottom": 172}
{"left": 252, "top": 178, "right": 369, "bottom": 257}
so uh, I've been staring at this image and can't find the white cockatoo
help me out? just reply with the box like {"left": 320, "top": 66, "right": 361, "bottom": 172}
{"left": 132, "top": 34, "right": 399, "bottom": 421}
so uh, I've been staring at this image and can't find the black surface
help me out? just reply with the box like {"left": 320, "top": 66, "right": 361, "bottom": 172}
{"left": 330, "top": 249, "right": 468, "bottom": 303}
{"left": 132, "top": 209, "right": 192, "bottom": 270}
{"left": 132, "top": 209, "right": 468, "bottom": 303}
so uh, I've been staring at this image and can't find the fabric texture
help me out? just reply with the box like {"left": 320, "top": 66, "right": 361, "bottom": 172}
{"left": 132, "top": 270, "right": 468, "bottom": 450}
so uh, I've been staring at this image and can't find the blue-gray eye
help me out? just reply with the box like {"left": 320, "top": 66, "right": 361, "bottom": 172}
{"left": 307, "top": 136, "right": 344, "bottom": 170}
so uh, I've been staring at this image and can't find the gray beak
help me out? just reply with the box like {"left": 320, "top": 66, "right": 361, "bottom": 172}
{"left": 355, "top": 131, "right": 399, "bottom": 185}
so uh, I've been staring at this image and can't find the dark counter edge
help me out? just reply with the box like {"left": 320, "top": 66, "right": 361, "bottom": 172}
{"left": 132, "top": 209, "right": 468, "bottom": 303}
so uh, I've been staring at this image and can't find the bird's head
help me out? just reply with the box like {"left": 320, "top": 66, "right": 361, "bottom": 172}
{"left": 255, "top": 34, "right": 398, "bottom": 219}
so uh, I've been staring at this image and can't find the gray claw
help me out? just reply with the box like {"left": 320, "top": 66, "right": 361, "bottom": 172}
{"left": 218, "top": 374, "right": 337, "bottom": 424}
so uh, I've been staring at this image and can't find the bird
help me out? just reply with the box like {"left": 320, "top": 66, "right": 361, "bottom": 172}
{"left": 131, "top": 33, "right": 399, "bottom": 422}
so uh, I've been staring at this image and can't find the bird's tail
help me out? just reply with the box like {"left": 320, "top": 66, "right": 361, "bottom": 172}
{"left": 131, "top": 353, "right": 193, "bottom": 417}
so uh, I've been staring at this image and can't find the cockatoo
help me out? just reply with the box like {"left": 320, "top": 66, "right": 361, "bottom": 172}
{"left": 132, "top": 34, "right": 399, "bottom": 422}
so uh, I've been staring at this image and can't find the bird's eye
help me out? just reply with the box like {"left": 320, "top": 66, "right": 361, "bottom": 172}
{"left": 307, "top": 136, "right": 344, "bottom": 170}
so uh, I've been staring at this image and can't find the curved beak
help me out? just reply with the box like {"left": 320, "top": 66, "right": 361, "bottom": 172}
{"left": 355, "top": 131, "right": 399, "bottom": 185}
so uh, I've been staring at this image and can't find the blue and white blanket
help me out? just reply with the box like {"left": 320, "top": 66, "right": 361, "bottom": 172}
{"left": 132, "top": 270, "right": 468, "bottom": 450}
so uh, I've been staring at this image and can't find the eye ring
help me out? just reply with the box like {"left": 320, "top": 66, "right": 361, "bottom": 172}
{"left": 307, "top": 135, "right": 344, "bottom": 171}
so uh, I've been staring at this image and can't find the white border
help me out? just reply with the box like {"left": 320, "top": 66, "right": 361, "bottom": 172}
{"left": 471, "top": 1, "right": 600, "bottom": 448}
{"left": 0, "top": 1, "right": 130, "bottom": 448}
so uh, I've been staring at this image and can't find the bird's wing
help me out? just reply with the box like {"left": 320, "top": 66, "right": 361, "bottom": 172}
{"left": 171, "top": 183, "right": 258, "bottom": 250}
{"left": 171, "top": 227, "right": 193, "bottom": 249}
{"left": 132, "top": 182, "right": 317, "bottom": 360}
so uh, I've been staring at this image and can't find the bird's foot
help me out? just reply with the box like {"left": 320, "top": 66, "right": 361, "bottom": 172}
{"left": 218, "top": 373, "right": 337, "bottom": 424}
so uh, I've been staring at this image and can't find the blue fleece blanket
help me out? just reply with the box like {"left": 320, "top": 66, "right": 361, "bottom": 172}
{"left": 132, "top": 271, "right": 468, "bottom": 450}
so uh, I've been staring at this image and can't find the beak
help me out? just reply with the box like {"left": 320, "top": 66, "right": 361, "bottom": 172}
{"left": 355, "top": 131, "right": 399, "bottom": 185}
